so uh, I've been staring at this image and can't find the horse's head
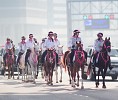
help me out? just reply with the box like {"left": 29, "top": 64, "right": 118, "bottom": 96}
{"left": 8, "top": 48, "right": 13, "bottom": 55}
{"left": 58, "top": 45, "right": 63, "bottom": 56}
{"left": 76, "top": 41, "right": 83, "bottom": 51}
{"left": 33, "top": 43, "right": 40, "bottom": 55}
{"left": 47, "top": 49, "right": 55, "bottom": 64}
{"left": 102, "top": 37, "right": 111, "bottom": 53}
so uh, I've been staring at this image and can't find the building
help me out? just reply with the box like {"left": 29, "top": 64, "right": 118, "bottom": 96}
{"left": 0, "top": 0, "right": 67, "bottom": 50}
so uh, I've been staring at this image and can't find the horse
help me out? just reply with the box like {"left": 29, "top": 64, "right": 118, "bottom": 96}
{"left": 5, "top": 48, "right": 14, "bottom": 79}
{"left": 55, "top": 45, "right": 64, "bottom": 83}
{"left": 27, "top": 43, "right": 40, "bottom": 83}
{"left": 44, "top": 49, "right": 56, "bottom": 85}
{"left": 71, "top": 42, "right": 86, "bottom": 88}
{"left": 63, "top": 50, "right": 71, "bottom": 84}
{"left": 92, "top": 37, "right": 111, "bottom": 88}
{"left": 17, "top": 51, "right": 27, "bottom": 81}
{"left": 63, "top": 42, "right": 86, "bottom": 88}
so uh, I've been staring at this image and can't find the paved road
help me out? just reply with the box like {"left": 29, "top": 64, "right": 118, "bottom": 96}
{"left": 0, "top": 70, "right": 118, "bottom": 100}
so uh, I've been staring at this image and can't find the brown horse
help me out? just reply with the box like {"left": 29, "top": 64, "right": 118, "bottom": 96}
{"left": 72, "top": 42, "right": 86, "bottom": 88}
{"left": 44, "top": 49, "right": 56, "bottom": 85}
{"left": 5, "top": 49, "right": 14, "bottom": 79}
{"left": 63, "top": 42, "right": 86, "bottom": 88}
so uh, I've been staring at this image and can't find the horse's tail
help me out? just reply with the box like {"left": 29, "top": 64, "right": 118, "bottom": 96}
{"left": 63, "top": 51, "right": 70, "bottom": 71}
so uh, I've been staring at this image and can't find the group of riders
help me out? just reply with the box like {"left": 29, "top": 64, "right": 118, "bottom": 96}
{"left": 3, "top": 29, "right": 111, "bottom": 71}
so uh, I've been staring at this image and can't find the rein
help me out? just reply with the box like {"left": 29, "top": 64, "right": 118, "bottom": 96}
{"left": 46, "top": 51, "right": 56, "bottom": 63}
{"left": 75, "top": 50, "right": 85, "bottom": 67}
{"left": 100, "top": 52, "right": 109, "bottom": 67}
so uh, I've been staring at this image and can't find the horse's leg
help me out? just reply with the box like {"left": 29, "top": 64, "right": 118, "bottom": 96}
{"left": 71, "top": 67, "right": 75, "bottom": 87}
{"left": 17, "top": 65, "right": 20, "bottom": 79}
{"left": 55, "top": 65, "right": 58, "bottom": 83}
{"left": 35, "top": 64, "right": 38, "bottom": 79}
{"left": 50, "top": 66, "right": 54, "bottom": 85}
{"left": 8, "top": 65, "right": 11, "bottom": 79}
{"left": 77, "top": 69, "right": 79, "bottom": 87}
{"left": 4, "top": 67, "right": 6, "bottom": 77}
{"left": 59, "top": 64, "right": 63, "bottom": 82}
{"left": 81, "top": 66, "right": 84, "bottom": 89}
{"left": 93, "top": 66, "right": 97, "bottom": 87}
{"left": 36, "top": 64, "right": 39, "bottom": 77}
{"left": 26, "top": 65, "right": 28, "bottom": 81}
{"left": 67, "top": 67, "right": 71, "bottom": 84}
{"left": 101, "top": 68, "right": 107, "bottom": 88}
{"left": 33, "top": 66, "right": 36, "bottom": 84}
{"left": 96, "top": 69, "right": 100, "bottom": 88}
{"left": 22, "top": 69, "right": 24, "bottom": 81}
{"left": 12, "top": 64, "right": 14, "bottom": 79}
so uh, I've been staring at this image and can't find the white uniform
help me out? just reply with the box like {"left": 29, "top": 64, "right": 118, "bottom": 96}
{"left": 54, "top": 39, "right": 60, "bottom": 53}
{"left": 40, "top": 42, "right": 46, "bottom": 53}
{"left": 68, "top": 36, "right": 81, "bottom": 49}
{"left": 44, "top": 38, "right": 55, "bottom": 49}
{"left": 18, "top": 42, "right": 27, "bottom": 53}
{"left": 94, "top": 39, "right": 104, "bottom": 52}
{"left": 26, "top": 39, "right": 35, "bottom": 49}
{"left": 5, "top": 42, "right": 13, "bottom": 53}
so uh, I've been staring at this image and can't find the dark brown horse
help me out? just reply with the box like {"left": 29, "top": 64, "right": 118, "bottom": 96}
{"left": 5, "top": 49, "right": 14, "bottom": 79}
{"left": 44, "top": 49, "right": 56, "bottom": 85}
{"left": 92, "top": 37, "right": 111, "bottom": 88}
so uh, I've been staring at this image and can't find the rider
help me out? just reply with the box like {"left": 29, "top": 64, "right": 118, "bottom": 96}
{"left": 68, "top": 29, "right": 87, "bottom": 66}
{"left": 93, "top": 32, "right": 104, "bottom": 66}
{"left": 68, "top": 29, "right": 82, "bottom": 67}
{"left": 3, "top": 38, "right": 13, "bottom": 66}
{"left": 16, "top": 36, "right": 27, "bottom": 65}
{"left": 41, "top": 31, "right": 59, "bottom": 66}
{"left": 40, "top": 38, "right": 47, "bottom": 54}
{"left": 53, "top": 33, "right": 60, "bottom": 64}
{"left": 25, "top": 34, "right": 35, "bottom": 65}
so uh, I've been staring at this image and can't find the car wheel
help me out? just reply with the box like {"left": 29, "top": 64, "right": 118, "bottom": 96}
{"left": 1, "top": 68, "right": 5, "bottom": 75}
{"left": 82, "top": 74, "right": 87, "bottom": 80}
{"left": 89, "top": 68, "right": 95, "bottom": 81}
{"left": 111, "top": 75, "right": 117, "bottom": 80}
{"left": 81, "top": 66, "right": 87, "bottom": 80}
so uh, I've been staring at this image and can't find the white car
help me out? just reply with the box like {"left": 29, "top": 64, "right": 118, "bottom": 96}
{"left": 85, "top": 46, "right": 118, "bottom": 81}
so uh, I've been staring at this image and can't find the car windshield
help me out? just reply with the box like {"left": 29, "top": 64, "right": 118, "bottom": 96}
{"left": 109, "top": 49, "right": 118, "bottom": 57}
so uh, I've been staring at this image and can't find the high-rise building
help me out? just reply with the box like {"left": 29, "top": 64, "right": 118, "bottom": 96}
{"left": 0, "top": 0, "right": 67, "bottom": 50}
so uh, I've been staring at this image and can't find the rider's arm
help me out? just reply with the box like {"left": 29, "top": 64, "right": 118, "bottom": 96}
{"left": 93, "top": 40, "right": 97, "bottom": 54}
{"left": 67, "top": 38, "right": 72, "bottom": 49}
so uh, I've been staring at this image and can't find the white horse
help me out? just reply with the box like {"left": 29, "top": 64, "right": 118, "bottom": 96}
{"left": 55, "top": 45, "right": 64, "bottom": 83}
{"left": 27, "top": 44, "right": 39, "bottom": 83}
{"left": 17, "top": 51, "right": 27, "bottom": 81}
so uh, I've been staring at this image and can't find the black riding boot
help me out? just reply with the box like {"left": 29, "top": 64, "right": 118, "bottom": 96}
{"left": 25, "top": 49, "right": 31, "bottom": 66}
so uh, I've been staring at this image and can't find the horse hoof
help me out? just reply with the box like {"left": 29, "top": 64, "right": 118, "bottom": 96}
{"left": 72, "top": 85, "right": 75, "bottom": 88}
{"left": 96, "top": 82, "right": 99, "bottom": 88}
{"left": 51, "top": 83, "right": 53, "bottom": 85}
{"left": 56, "top": 81, "right": 58, "bottom": 83}
{"left": 96, "top": 85, "right": 98, "bottom": 88}
{"left": 33, "top": 81, "right": 36, "bottom": 84}
{"left": 70, "top": 81, "right": 71, "bottom": 84}
{"left": 81, "top": 86, "right": 84, "bottom": 89}
{"left": 102, "top": 85, "right": 106, "bottom": 88}
{"left": 77, "top": 84, "right": 79, "bottom": 87}
{"left": 59, "top": 80, "right": 62, "bottom": 83}
{"left": 17, "top": 77, "right": 19, "bottom": 79}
